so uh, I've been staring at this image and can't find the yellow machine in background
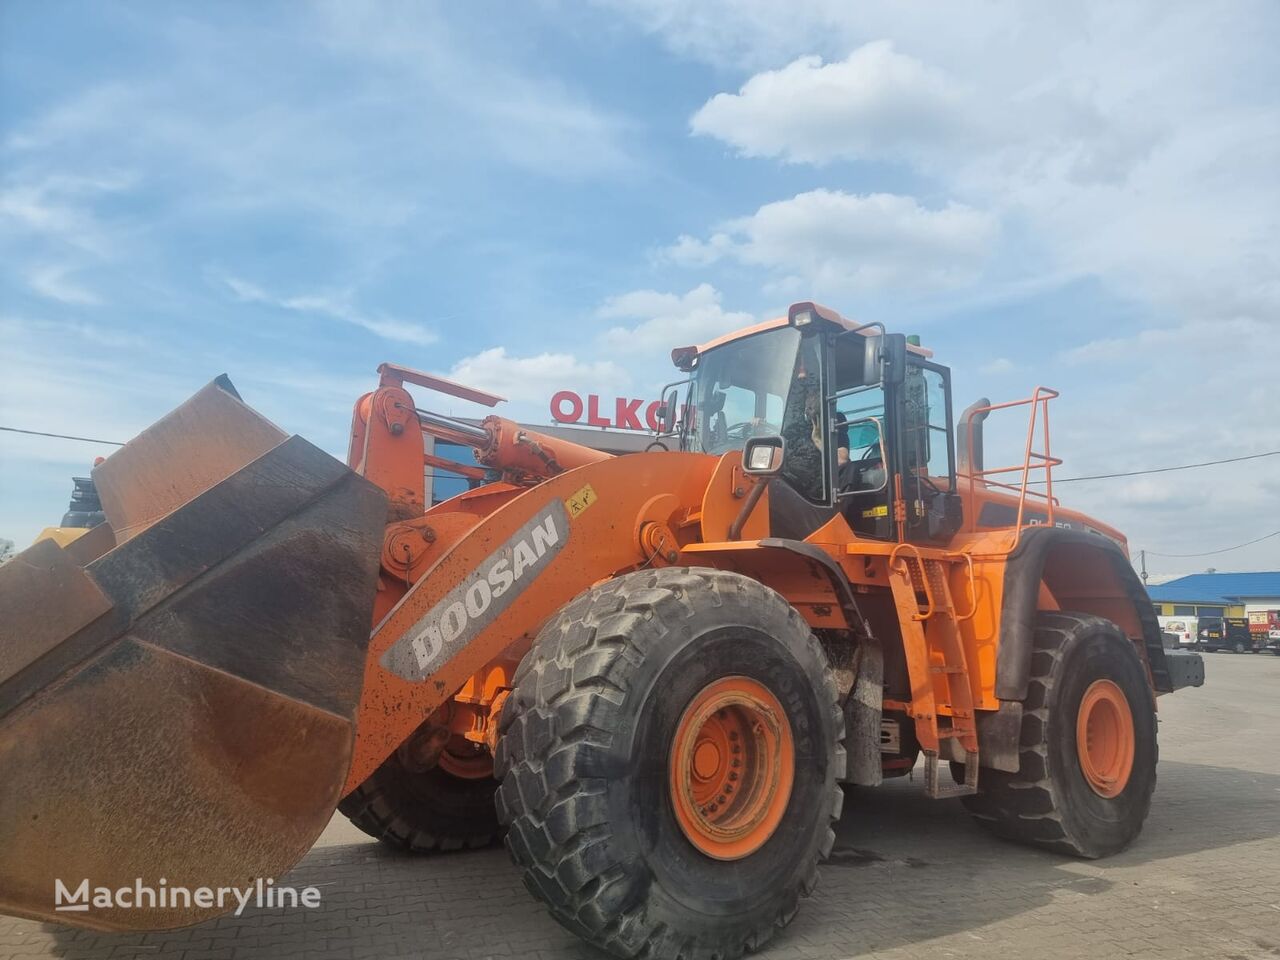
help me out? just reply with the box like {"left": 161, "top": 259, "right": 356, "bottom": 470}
{"left": 29, "top": 470, "right": 106, "bottom": 549}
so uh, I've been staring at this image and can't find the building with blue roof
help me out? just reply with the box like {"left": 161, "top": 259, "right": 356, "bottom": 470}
{"left": 1147, "top": 572, "right": 1280, "bottom": 618}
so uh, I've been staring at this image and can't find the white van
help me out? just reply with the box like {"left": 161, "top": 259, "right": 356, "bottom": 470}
{"left": 1158, "top": 616, "right": 1200, "bottom": 648}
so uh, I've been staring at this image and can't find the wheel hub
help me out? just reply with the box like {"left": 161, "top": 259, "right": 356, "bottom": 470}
{"left": 436, "top": 738, "right": 494, "bottom": 780}
{"left": 669, "top": 676, "right": 795, "bottom": 860}
{"left": 1076, "top": 679, "right": 1135, "bottom": 798}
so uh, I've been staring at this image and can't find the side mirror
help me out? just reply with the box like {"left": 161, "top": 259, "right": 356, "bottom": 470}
{"left": 862, "top": 332, "right": 907, "bottom": 386}
{"left": 742, "top": 436, "right": 785, "bottom": 477}
{"left": 658, "top": 386, "right": 680, "bottom": 433}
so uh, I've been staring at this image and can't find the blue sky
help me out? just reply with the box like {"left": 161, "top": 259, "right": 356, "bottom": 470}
{"left": 2, "top": 1, "right": 1278, "bottom": 574}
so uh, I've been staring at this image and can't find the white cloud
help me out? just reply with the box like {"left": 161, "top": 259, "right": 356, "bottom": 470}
{"left": 314, "top": 3, "right": 633, "bottom": 180}
{"left": 1059, "top": 317, "right": 1271, "bottom": 366}
{"left": 0, "top": 315, "right": 147, "bottom": 352}
{"left": 446, "top": 347, "right": 629, "bottom": 410}
{"left": 691, "top": 43, "right": 966, "bottom": 164}
{"left": 659, "top": 232, "right": 735, "bottom": 268}
{"left": 611, "top": 1, "right": 1280, "bottom": 572}
{"left": 441, "top": 284, "right": 753, "bottom": 424}
{"left": 980, "top": 357, "right": 1014, "bottom": 374}
{"left": 664, "top": 190, "right": 997, "bottom": 293}
{"left": 660, "top": 2, "right": 1280, "bottom": 320}
{"left": 0, "top": 172, "right": 138, "bottom": 308}
{"left": 591, "top": 0, "right": 864, "bottom": 70}
{"left": 598, "top": 283, "right": 754, "bottom": 351}
{"left": 0, "top": 173, "right": 128, "bottom": 251}
{"left": 0, "top": 185, "right": 102, "bottom": 254}
{"left": 26, "top": 264, "right": 101, "bottom": 306}
{"left": 1108, "top": 479, "right": 1201, "bottom": 512}
{"left": 219, "top": 274, "right": 438, "bottom": 346}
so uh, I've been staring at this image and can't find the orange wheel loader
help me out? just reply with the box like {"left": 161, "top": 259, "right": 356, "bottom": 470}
{"left": 0, "top": 303, "right": 1204, "bottom": 958}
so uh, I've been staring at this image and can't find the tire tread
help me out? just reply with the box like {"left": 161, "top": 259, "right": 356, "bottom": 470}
{"left": 496, "top": 567, "right": 845, "bottom": 960}
{"left": 961, "top": 611, "right": 1157, "bottom": 858}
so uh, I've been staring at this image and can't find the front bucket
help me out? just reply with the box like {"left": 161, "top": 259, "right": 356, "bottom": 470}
{"left": 0, "top": 378, "right": 386, "bottom": 930}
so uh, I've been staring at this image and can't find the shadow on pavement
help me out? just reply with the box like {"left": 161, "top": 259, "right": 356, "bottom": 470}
{"left": 38, "top": 760, "right": 1279, "bottom": 960}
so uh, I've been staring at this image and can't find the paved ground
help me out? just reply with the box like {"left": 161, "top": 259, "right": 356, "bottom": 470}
{"left": 4, "top": 652, "right": 1279, "bottom": 960}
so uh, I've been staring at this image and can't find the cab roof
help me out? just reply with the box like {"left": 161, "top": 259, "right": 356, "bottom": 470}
{"left": 671, "top": 300, "right": 933, "bottom": 371}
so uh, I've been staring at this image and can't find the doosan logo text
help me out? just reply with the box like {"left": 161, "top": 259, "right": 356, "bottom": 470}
{"left": 382, "top": 501, "right": 570, "bottom": 682}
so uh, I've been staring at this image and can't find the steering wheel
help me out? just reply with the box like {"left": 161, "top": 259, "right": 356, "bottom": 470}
{"left": 725, "top": 420, "right": 777, "bottom": 441}
{"left": 836, "top": 441, "right": 884, "bottom": 493}
{"left": 909, "top": 473, "right": 945, "bottom": 496}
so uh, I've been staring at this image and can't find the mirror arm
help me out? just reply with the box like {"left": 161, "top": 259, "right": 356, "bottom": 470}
{"left": 727, "top": 476, "right": 770, "bottom": 542}
{"left": 847, "top": 320, "right": 887, "bottom": 338}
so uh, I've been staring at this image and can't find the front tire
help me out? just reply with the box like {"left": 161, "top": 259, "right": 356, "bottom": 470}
{"left": 495, "top": 568, "right": 845, "bottom": 960}
{"left": 962, "top": 612, "right": 1157, "bottom": 859}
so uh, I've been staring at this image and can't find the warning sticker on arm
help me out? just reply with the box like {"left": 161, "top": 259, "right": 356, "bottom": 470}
{"left": 565, "top": 484, "right": 598, "bottom": 520}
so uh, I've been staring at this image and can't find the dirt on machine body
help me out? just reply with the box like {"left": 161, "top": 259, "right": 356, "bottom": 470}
{"left": 0, "top": 301, "right": 1203, "bottom": 958}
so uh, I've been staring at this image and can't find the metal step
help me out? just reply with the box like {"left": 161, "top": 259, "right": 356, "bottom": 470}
{"left": 923, "top": 748, "right": 978, "bottom": 799}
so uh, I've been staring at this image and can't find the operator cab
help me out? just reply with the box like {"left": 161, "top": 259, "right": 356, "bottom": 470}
{"left": 671, "top": 302, "right": 962, "bottom": 544}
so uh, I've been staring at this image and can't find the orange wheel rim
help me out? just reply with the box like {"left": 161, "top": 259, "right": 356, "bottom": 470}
{"left": 1076, "top": 679, "right": 1135, "bottom": 798}
{"left": 669, "top": 676, "right": 795, "bottom": 860}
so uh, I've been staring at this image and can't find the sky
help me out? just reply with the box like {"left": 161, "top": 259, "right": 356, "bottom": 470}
{"left": 1, "top": 1, "right": 1278, "bottom": 576}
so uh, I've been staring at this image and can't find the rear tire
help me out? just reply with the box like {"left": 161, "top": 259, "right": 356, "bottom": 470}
{"left": 495, "top": 567, "right": 845, "bottom": 960}
{"left": 962, "top": 612, "right": 1157, "bottom": 859}
{"left": 339, "top": 754, "right": 502, "bottom": 853}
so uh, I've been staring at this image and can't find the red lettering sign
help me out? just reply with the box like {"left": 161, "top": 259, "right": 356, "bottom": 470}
{"left": 585, "top": 394, "right": 611, "bottom": 428}
{"left": 550, "top": 390, "right": 583, "bottom": 423}
{"left": 614, "top": 397, "right": 642, "bottom": 430}
{"left": 549, "top": 391, "right": 663, "bottom": 431}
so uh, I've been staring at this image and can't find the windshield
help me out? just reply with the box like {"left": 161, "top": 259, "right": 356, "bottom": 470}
{"left": 685, "top": 327, "right": 801, "bottom": 456}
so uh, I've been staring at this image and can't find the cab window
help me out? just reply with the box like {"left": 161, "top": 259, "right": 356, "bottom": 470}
{"left": 831, "top": 332, "right": 887, "bottom": 468}
{"left": 902, "top": 366, "right": 953, "bottom": 483}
